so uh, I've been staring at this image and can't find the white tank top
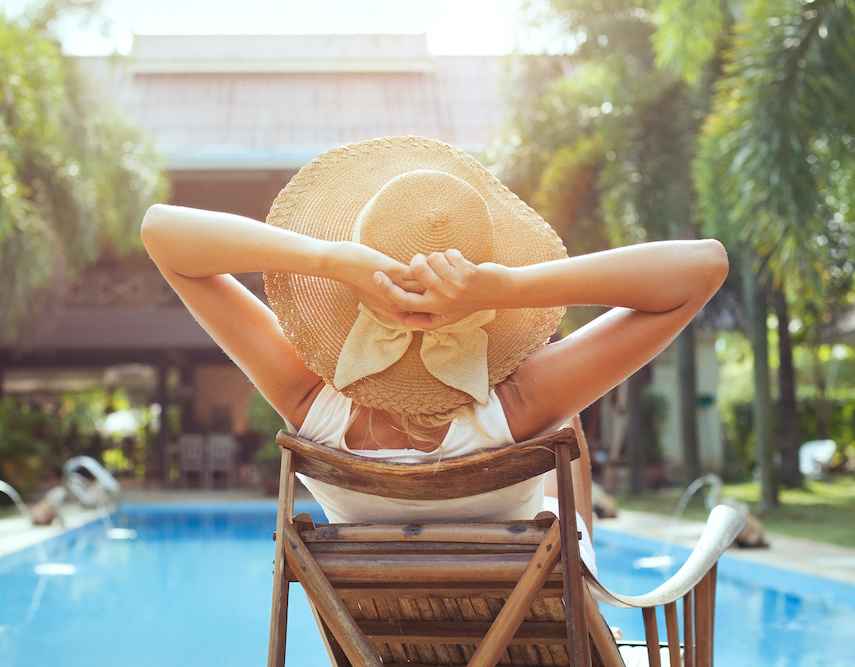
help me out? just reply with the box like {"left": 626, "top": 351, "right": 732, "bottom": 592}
{"left": 283, "top": 383, "right": 598, "bottom": 576}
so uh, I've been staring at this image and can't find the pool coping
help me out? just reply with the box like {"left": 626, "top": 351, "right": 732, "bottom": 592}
{"left": 597, "top": 508, "right": 855, "bottom": 586}
{"left": 0, "top": 505, "right": 112, "bottom": 559}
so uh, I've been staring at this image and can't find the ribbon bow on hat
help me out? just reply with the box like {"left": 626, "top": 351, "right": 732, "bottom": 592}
{"left": 333, "top": 303, "right": 496, "bottom": 404}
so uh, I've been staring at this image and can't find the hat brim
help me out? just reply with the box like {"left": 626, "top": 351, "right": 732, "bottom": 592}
{"left": 263, "top": 135, "right": 567, "bottom": 418}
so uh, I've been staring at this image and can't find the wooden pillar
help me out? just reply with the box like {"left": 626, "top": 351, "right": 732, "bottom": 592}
{"left": 179, "top": 361, "right": 196, "bottom": 433}
{"left": 156, "top": 360, "right": 171, "bottom": 486}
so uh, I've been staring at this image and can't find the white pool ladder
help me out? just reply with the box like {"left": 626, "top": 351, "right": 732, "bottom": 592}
{"left": 62, "top": 456, "right": 121, "bottom": 509}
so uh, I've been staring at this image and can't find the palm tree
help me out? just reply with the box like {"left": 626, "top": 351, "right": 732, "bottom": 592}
{"left": 0, "top": 1, "right": 168, "bottom": 342}
{"left": 694, "top": 0, "right": 855, "bottom": 507}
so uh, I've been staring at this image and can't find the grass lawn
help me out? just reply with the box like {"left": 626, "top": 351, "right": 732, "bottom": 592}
{"left": 617, "top": 474, "right": 855, "bottom": 549}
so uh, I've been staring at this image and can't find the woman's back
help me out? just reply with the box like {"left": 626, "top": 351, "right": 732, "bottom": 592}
{"left": 286, "top": 382, "right": 547, "bottom": 524}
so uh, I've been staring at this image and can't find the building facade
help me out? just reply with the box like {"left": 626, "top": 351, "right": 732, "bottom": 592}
{"left": 2, "top": 33, "right": 726, "bottom": 485}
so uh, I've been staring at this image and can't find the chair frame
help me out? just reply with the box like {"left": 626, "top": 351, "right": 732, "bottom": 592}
{"left": 266, "top": 423, "right": 745, "bottom": 666}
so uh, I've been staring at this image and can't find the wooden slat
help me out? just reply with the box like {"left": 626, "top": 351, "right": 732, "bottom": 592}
{"left": 583, "top": 586, "right": 624, "bottom": 667}
{"left": 438, "top": 594, "right": 471, "bottom": 663}
{"left": 276, "top": 426, "right": 578, "bottom": 500}
{"left": 358, "top": 620, "right": 567, "bottom": 644}
{"left": 279, "top": 521, "right": 381, "bottom": 666}
{"left": 300, "top": 521, "right": 552, "bottom": 545}
{"left": 415, "top": 596, "right": 455, "bottom": 665}
{"left": 710, "top": 562, "right": 717, "bottom": 665}
{"left": 541, "top": 597, "right": 569, "bottom": 665}
{"left": 306, "top": 541, "right": 539, "bottom": 555}
{"left": 695, "top": 573, "right": 712, "bottom": 667}
{"left": 308, "top": 602, "right": 352, "bottom": 667}
{"left": 267, "top": 450, "right": 295, "bottom": 667}
{"left": 528, "top": 599, "right": 557, "bottom": 665}
{"left": 358, "top": 597, "right": 397, "bottom": 663}
{"left": 684, "top": 589, "right": 694, "bottom": 667}
{"left": 311, "top": 553, "right": 567, "bottom": 583}
{"left": 399, "top": 597, "right": 439, "bottom": 664}
{"left": 642, "top": 607, "right": 661, "bottom": 667}
{"left": 371, "top": 596, "right": 409, "bottom": 664}
{"left": 469, "top": 520, "right": 562, "bottom": 667}
{"left": 335, "top": 583, "right": 565, "bottom": 598}
{"left": 555, "top": 443, "right": 592, "bottom": 667}
{"left": 664, "top": 602, "right": 681, "bottom": 667}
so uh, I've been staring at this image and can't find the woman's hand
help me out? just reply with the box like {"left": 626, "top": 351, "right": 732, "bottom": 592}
{"left": 329, "top": 241, "right": 426, "bottom": 323}
{"left": 374, "top": 249, "right": 510, "bottom": 329}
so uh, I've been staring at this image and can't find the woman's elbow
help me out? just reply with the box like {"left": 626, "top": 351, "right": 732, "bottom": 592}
{"left": 140, "top": 204, "right": 170, "bottom": 249}
{"left": 699, "top": 238, "right": 730, "bottom": 293}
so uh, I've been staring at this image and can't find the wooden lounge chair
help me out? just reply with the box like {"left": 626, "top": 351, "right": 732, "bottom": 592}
{"left": 267, "top": 423, "right": 745, "bottom": 666}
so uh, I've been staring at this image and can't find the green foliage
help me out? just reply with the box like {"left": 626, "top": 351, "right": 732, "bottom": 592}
{"left": 247, "top": 389, "right": 287, "bottom": 439}
{"left": 0, "top": 387, "right": 143, "bottom": 497}
{"left": 619, "top": 476, "right": 855, "bottom": 547}
{"left": 694, "top": 0, "right": 855, "bottom": 305}
{"left": 640, "top": 387, "right": 669, "bottom": 464}
{"left": 508, "top": 1, "right": 706, "bottom": 250}
{"left": 533, "top": 135, "right": 610, "bottom": 254}
{"left": 721, "top": 396, "right": 854, "bottom": 480}
{"left": 652, "top": 0, "right": 726, "bottom": 84}
{"left": 0, "top": 8, "right": 169, "bottom": 341}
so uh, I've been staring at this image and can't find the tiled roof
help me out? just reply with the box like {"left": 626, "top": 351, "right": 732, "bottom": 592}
{"left": 74, "top": 34, "right": 519, "bottom": 169}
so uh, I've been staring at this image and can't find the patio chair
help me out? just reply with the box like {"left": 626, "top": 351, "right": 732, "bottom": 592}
{"left": 267, "top": 423, "right": 745, "bottom": 667}
{"left": 206, "top": 433, "right": 238, "bottom": 489}
{"left": 177, "top": 434, "right": 206, "bottom": 488}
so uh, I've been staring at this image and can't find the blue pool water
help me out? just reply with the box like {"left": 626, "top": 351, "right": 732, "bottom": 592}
{"left": 1, "top": 502, "right": 853, "bottom": 666}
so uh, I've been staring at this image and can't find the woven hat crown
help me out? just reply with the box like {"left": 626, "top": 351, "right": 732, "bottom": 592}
{"left": 262, "top": 135, "right": 568, "bottom": 419}
{"left": 355, "top": 169, "right": 495, "bottom": 265}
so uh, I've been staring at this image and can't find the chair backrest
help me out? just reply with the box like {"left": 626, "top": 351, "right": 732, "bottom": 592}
{"left": 291, "top": 514, "right": 584, "bottom": 666}
{"left": 268, "top": 424, "right": 599, "bottom": 667}
{"left": 274, "top": 426, "right": 579, "bottom": 500}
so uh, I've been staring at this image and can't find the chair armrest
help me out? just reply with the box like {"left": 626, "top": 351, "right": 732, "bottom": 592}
{"left": 584, "top": 504, "right": 746, "bottom": 609}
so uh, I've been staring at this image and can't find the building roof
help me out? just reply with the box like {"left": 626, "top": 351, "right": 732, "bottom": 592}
{"left": 75, "top": 33, "right": 518, "bottom": 170}
{"left": 6, "top": 35, "right": 564, "bottom": 360}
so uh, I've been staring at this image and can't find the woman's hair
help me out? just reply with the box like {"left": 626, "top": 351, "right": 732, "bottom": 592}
{"left": 346, "top": 375, "right": 521, "bottom": 450}
{"left": 344, "top": 403, "right": 467, "bottom": 449}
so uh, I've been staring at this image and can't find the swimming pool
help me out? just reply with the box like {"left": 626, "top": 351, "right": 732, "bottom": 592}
{"left": 1, "top": 501, "right": 853, "bottom": 666}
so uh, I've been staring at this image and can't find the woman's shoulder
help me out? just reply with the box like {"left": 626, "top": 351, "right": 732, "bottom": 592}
{"left": 493, "top": 367, "right": 558, "bottom": 442}
{"left": 493, "top": 375, "right": 529, "bottom": 441}
{"left": 285, "top": 379, "right": 333, "bottom": 433}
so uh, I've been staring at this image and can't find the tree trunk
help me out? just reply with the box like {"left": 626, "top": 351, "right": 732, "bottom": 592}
{"left": 677, "top": 322, "right": 701, "bottom": 481}
{"left": 742, "top": 253, "right": 778, "bottom": 511}
{"left": 627, "top": 369, "right": 646, "bottom": 495}
{"left": 773, "top": 285, "right": 803, "bottom": 487}
{"left": 156, "top": 360, "right": 171, "bottom": 487}
{"left": 809, "top": 336, "right": 832, "bottom": 437}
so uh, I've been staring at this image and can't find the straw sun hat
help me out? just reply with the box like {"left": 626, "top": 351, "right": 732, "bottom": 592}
{"left": 262, "top": 135, "right": 568, "bottom": 421}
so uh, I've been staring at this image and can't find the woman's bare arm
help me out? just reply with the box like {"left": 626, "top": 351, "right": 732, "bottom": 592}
{"left": 139, "top": 204, "right": 419, "bottom": 423}
{"left": 141, "top": 204, "right": 419, "bottom": 295}
{"left": 379, "top": 237, "right": 729, "bottom": 432}
{"left": 387, "top": 239, "right": 728, "bottom": 529}
{"left": 374, "top": 239, "right": 728, "bottom": 322}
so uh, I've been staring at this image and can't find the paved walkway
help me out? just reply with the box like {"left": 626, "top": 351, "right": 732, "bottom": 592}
{"left": 3, "top": 491, "right": 854, "bottom": 585}
{"left": 0, "top": 504, "right": 111, "bottom": 559}
{"left": 598, "top": 509, "right": 855, "bottom": 585}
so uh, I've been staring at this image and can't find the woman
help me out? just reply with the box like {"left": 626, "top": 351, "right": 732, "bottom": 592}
{"left": 140, "top": 136, "right": 729, "bottom": 580}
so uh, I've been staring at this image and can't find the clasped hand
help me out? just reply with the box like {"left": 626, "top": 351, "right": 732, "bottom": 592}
{"left": 344, "top": 243, "right": 500, "bottom": 330}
